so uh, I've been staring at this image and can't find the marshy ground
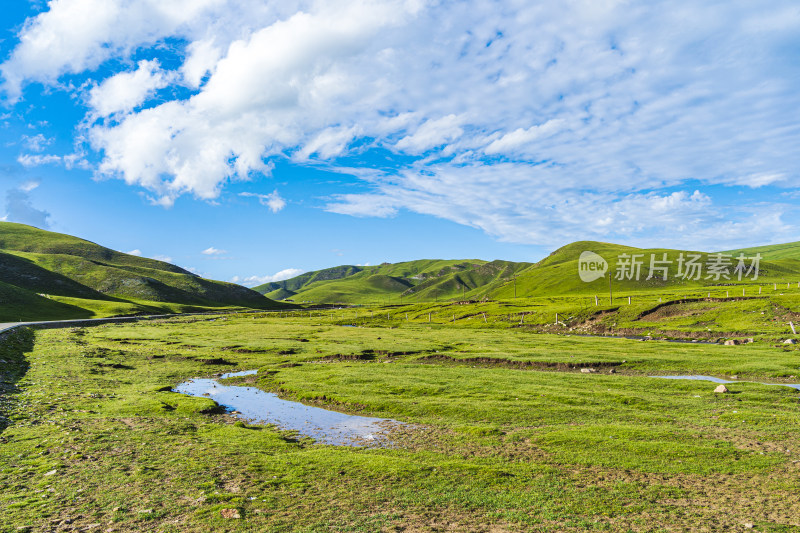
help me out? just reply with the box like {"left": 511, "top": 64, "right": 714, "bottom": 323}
{"left": 2, "top": 299, "right": 800, "bottom": 531}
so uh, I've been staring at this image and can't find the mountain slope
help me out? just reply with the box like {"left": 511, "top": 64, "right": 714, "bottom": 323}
{"left": 255, "top": 258, "right": 533, "bottom": 303}
{"left": 0, "top": 222, "right": 282, "bottom": 320}
{"left": 257, "top": 240, "right": 800, "bottom": 304}
{"left": 721, "top": 241, "right": 800, "bottom": 261}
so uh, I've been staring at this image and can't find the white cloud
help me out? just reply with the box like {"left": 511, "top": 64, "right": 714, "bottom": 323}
{"left": 484, "top": 119, "right": 567, "bottom": 155}
{"left": 22, "top": 133, "right": 53, "bottom": 152}
{"left": 201, "top": 246, "right": 227, "bottom": 255}
{"left": 17, "top": 154, "right": 61, "bottom": 167}
{"left": 0, "top": 0, "right": 226, "bottom": 101}
{"left": 89, "top": 59, "right": 170, "bottom": 116}
{"left": 152, "top": 254, "right": 173, "bottom": 263}
{"left": 180, "top": 38, "right": 222, "bottom": 88}
{"left": 19, "top": 180, "right": 40, "bottom": 193}
{"left": 2, "top": 0, "right": 800, "bottom": 247}
{"left": 395, "top": 114, "right": 465, "bottom": 154}
{"left": 234, "top": 268, "right": 304, "bottom": 287}
{"left": 239, "top": 190, "right": 286, "bottom": 213}
{"left": 326, "top": 163, "right": 793, "bottom": 250}
{"left": 126, "top": 249, "right": 142, "bottom": 256}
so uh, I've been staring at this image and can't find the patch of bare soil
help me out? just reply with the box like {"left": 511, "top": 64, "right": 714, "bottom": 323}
{"left": 416, "top": 353, "right": 623, "bottom": 372}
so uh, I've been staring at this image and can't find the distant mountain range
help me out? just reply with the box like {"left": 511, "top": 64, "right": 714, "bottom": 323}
{"left": 254, "top": 240, "right": 800, "bottom": 304}
{"left": 4, "top": 220, "right": 799, "bottom": 317}
{"left": 0, "top": 222, "right": 281, "bottom": 321}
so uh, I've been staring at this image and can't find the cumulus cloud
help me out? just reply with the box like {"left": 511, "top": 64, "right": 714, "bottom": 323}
{"left": 233, "top": 268, "right": 304, "bottom": 287}
{"left": 89, "top": 59, "right": 170, "bottom": 116}
{"left": 2, "top": 0, "right": 800, "bottom": 246}
{"left": 126, "top": 249, "right": 142, "bottom": 256}
{"left": 0, "top": 0, "right": 225, "bottom": 100}
{"left": 201, "top": 246, "right": 226, "bottom": 255}
{"left": 239, "top": 190, "right": 286, "bottom": 213}
{"left": 3, "top": 182, "right": 51, "bottom": 228}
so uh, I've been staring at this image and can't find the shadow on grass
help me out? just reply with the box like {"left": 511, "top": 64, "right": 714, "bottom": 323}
{"left": 0, "top": 327, "right": 34, "bottom": 434}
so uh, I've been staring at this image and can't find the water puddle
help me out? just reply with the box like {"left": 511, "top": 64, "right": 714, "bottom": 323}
{"left": 652, "top": 375, "right": 800, "bottom": 391}
{"left": 173, "top": 370, "right": 402, "bottom": 446}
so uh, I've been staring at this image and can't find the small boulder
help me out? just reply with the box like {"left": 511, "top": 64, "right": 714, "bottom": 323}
{"left": 783, "top": 339, "right": 797, "bottom": 345}
{"left": 580, "top": 368, "right": 596, "bottom": 373}
{"left": 724, "top": 339, "right": 740, "bottom": 346}
{"left": 608, "top": 368, "right": 617, "bottom": 374}
{"left": 714, "top": 384, "right": 729, "bottom": 393}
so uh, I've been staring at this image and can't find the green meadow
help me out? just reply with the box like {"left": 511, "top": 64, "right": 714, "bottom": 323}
{"left": 2, "top": 301, "right": 800, "bottom": 531}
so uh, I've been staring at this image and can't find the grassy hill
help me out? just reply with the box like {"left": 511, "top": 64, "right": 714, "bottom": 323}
{"left": 0, "top": 222, "right": 283, "bottom": 321}
{"left": 255, "top": 240, "right": 800, "bottom": 304}
{"left": 721, "top": 241, "right": 800, "bottom": 261}
{"left": 254, "top": 258, "right": 533, "bottom": 304}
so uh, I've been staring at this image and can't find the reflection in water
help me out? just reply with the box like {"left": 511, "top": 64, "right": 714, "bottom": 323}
{"left": 173, "top": 370, "right": 402, "bottom": 446}
{"left": 652, "top": 375, "right": 800, "bottom": 391}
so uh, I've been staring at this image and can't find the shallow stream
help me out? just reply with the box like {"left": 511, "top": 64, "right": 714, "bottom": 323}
{"left": 173, "top": 370, "right": 401, "bottom": 446}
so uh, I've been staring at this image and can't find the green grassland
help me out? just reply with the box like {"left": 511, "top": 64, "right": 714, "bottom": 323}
{"left": 722, "top": 241, "right": 800, "bottom": 261}
{"left": 0, "top": 222, "right": 284, "bottom": 321}
{"left": 2, "top": 302, "right": 800, "bottom": 531}
{"left": 255, "top": 240, "right": 800, "bottom": 305}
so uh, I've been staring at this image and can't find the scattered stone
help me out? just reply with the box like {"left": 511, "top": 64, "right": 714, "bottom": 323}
{"left": 783, "top": 339, "right": 797, "bottom": 345}
{"left": 724, "top": 339, "right": 740, "bottom": 346}
{"left": 43, "top": 469, "right": 57, "bottom": 477}
{"left": 138, "top": 509, "right": 153, "bottom": 515}
{"left": 220, "top": 508, "right": 241, "bottom": 519}
{"left": 746, "top": 338, "right": 754, "bottom": 344}
{"left": 714, "top": 384, "right": 729, "bottom": 393}
{"left": 744, "top": 523, "right": 755, "bottom": 529}
{"left": 730, "top": 375, "right": 738, "bottom": 380}
{"left": 580, "top": 368, "right": 596, "bottom": 373}
{"left": 608, "top": 368, "right": 616, "bottom": 374}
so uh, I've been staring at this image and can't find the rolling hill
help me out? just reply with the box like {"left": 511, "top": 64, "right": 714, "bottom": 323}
{"left": 721, "top": 241, "right": 800, "bottom": 261}
{"left": 253, "top": 259, "right": 533, "bottom": 304}
{"left": 0, "top": 222, "right": 283, "bottom": 321}
{"left": 254, "top": 240, "right": 800, "bottom": 304}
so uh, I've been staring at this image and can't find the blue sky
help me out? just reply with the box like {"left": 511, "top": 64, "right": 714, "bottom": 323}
{"left": 1, "top": 0, "right": 799, "bottom": 286}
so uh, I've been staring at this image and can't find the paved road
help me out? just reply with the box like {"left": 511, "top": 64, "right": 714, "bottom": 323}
{"left": 0, "top": 312, "right": 241, "bottom": 336}
{"left": 0, "top": 315, "right": 171, "bottom": 336}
